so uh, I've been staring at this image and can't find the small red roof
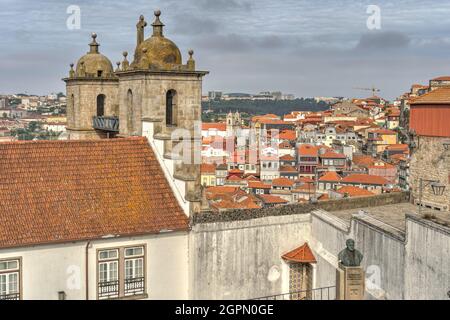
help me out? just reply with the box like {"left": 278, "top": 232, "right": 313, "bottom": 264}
{"left": 202, "top": 122, "right": 227, "bottom": 131}
{"left": 320, "top": 150, "right": 346, "bottom": 159}
{"left": 337, "top": 186, "right": 375, "bottom": 197}
{"left": 279, "top": 154, "right": 295, "bottom": 161}
{"left": 258, "top": 194, "right": 288, "bottom": 204}
{"left": 341, "top": 174, "right": 389, "bottom": 186}
{"left": 272, "top": 177, "right": 295, "bottom": 187}
{"left": 298, "top": 144, "right": 319, "bottom": 157}
{"left": 282, "top": 243, "right": 317, "bottom": 263}
{"left": 319, "top": 171, "right": 342, "bottom": 182}
{"left": 248, "top": 181, "right": 272, "bottom": 189}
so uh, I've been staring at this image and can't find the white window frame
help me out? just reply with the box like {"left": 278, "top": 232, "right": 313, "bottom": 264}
{"left": 0, "top": 258, "right": 20, "bottom": 300}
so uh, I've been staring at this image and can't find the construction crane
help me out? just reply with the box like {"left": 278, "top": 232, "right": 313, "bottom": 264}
{"left": 353, "top": 86, "right": 380, "bottom": 97}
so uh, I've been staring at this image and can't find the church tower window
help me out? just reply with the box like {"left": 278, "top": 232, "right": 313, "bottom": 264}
{"left": 127, "top": 89, "right": 134, "bottom": 133}
{"left": 166, "top": 89, "right": 177, "bottom": 126}
{"left": 97, "top": 94, "right": 105, "bottom": 117}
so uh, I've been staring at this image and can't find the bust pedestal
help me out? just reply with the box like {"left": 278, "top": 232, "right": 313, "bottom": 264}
{"left": 336, "top": 263, "right": 365, "bottom": 300}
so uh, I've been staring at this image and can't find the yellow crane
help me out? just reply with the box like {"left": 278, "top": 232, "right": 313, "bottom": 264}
{"left": 353, "top": 86, "right": 380, "bottom": 97}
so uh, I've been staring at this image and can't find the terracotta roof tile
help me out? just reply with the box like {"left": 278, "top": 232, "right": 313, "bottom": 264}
{"left": 282, "top": 243, "right": 317, "bottom": 263}
{"left": 336, "top": 186, "right": 375, "bottom": 197}
{"left": 319, "top": 171, "right": 342, "bottom": 182}
{"left": 272, "top": 177, "right": 295, "bottom": 187}
{"left": 340, "top": 173, "right": 389, "bottom": 186}
{"left": 410, "top": 87, "right": 450, "bottom": 105}
{"left": 258, "top": 194, "right": 288, "bottom": 204}
{"left": 0, "top": 137, "right": 188, "bottom": 249}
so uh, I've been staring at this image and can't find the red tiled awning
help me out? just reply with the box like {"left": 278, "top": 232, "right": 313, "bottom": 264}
{"left": 282, "top": 243, "right": 317, "bottom": 263}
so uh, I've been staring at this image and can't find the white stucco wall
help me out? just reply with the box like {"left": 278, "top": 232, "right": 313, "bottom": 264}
{"left": 0, "top": 232, "right": 188, "bottom": 300}
{"left": 189, "top": 214, "right": 312, "bottom": 300}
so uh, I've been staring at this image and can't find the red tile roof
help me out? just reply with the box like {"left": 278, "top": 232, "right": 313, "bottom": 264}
{"left": 272, "top": 177, "right": 295, "bottom": 187}
{"left": 258, "top": 194, "right": 288, "bottom": 204}
{"left": 410, "top": 87, "right": 450, "bottom": 105}
{"left": 336, "top": 186, "right": 375, "bottom": 197}
{"left": 248, "top": 181, "right": 272, "bottom": 189}
{"left": 201, "top": 163, "right": 216, "bottom": 174}
{"left": 0, "top": 138, "right": 188, "bottom": 249}
{"left": 279, "top": 154, "right": 295, "bottom": 161}
{"left": 319, "top": 171, "right": 342, "bottom": 182}
{"left": 282, "top": 243, "right": 317, "bottom": 263}
{"left": 320, "top": 150, "right": 346, "bottom": 159}
{"left": 340, "top": 174, "right": 389, "bottom": 186}
{"left": 280, "top": 165, "right": 298, "bottom": 172}
{"left": 298, "top": 144, "right": 319, "bottom": 157}
{"left": 202, "top": 122, "right": 227, "bottom": 131}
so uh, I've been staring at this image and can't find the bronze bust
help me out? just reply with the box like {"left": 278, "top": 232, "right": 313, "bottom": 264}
{"left": 338, "top": 239, "right": 363, "bottom": 267}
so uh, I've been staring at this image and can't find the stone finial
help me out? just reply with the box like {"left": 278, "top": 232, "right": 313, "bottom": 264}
{"left": 115, "top": 61, "right": 121, "bottom": 72}
{"left": 187, "top": 49, "right": 195, "bottom": 71}
{"left": 140, "top": 48, "right": 149, "bottom": 69}
{"left": 136, "top": 15, "right": 147, "bottom": 47}
{"left": 152, "top": 9, "right": 164, "bottom": 37}
{"left": 121, "top": 51, "right": 129, "bottom": 71}
{"left": 89, "top": 32, "right": 99, "bottom": 54}
{"left": 69, "top": 63, "right": 75, "bottom": 78}
{"left": 79, "top": 61, "right": 86, "bottom": 77}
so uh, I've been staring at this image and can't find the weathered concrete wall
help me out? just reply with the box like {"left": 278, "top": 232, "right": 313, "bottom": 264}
{"left": 310, "top": 210, "right": 406, "bottom": 300}
{"left": 194, "top": 192, "right": 409, "bottom": 223}
{"left": 189, "top": 214, "right": 311, "bottom": 300}
{"left": 404, "top": 214, "right": 450, "bottom": 300}
{"left": 352, "top": 215, "right": 405, "bottom": 300}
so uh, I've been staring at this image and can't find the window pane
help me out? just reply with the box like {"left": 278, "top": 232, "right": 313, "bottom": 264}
{"left": 0, "top": 262, "right": 6, "bottom": 270}
{"left": 0, "top": 274, "right": 6, "bottom": 295}
{"left": 99, "top": 263, "right": 105, "bottom": 282}
{"left": 136, "top": 259, "right": 144, "bottom": 277}
{"left": 125, "top": 260, "right": 133, "bottom": 279}
{"left": 109, "top": 262, "right": 118, "bottom": 281}
{"left": 99, "top": 249, "right": 118, "bottom": 260}
{"left": 125, "top": 247, "right": 143, "bottom": 257}
{"left": 7, "top": 261, "right": 18, "bottom": 270}
{"left": 8, "top": 273, "right": 18, "bottom": 293}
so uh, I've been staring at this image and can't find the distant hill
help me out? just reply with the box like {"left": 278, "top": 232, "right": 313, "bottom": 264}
{"left": 202, "top": 98, "right": 329, "bottom": 116}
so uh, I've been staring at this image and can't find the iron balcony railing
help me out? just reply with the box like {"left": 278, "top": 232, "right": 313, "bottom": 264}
{"left": 98, "top": 280, "right": 119, "bottom": 299}
{"left": 124, "top": 277, "right": 145, "bottom": 296}
{"left": 93, "top": 116, "right": 119, "bottom": 132}
{"left": 0, "top": 292, "right": 20, "bottom": 300}
{"left": 251, "top": 286, "right": 336, "bottom": 301}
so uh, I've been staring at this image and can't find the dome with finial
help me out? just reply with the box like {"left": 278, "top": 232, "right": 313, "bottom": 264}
{"left": 133, "top": 10, "right": 182, "bottom": 70}
{"left": 75, "top": 33, "right": 114, "bottom": 77}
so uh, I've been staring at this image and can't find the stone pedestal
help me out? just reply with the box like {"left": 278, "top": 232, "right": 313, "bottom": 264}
{"left": 336, "top": 264, "right": 365, "bottom": 300}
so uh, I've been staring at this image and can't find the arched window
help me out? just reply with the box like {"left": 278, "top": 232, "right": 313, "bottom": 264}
{"left": 127, "top": 89, "right": 134, "bottom": 133}
{"left": 69, "top": 94, "right": 75, "bottom": 125}
{"left": 97, "top": 94, "right": 105, "bottom": 117}
{"left": 166, "top": 89, "right": 177, "bottom": 126}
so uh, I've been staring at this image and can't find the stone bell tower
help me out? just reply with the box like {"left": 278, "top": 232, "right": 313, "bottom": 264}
{"left": 115, "top": 10, "right": 209, "bottom": 214}
{"left": 63, "top": 33, "right": 119, "bottom": 140}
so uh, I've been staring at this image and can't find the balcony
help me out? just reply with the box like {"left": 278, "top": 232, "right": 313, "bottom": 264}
{"left": 0, "top": 292, "right": 20, "bottom": 300}
{"left": 124, "top": 277, "right": 145, "bottom": 296}
{"left": 93, "top": 116, "right": 119, "bottom": 132}
{"left": 98, "top": 280, "right": 119, "bottom": 299}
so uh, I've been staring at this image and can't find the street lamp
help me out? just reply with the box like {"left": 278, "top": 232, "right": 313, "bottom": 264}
{"left": 418, "top": 178, "right": 446, "bottom": 216}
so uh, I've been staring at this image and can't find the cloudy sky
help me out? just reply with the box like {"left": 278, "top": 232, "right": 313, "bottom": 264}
{"left": 1, "top": 0, "right": 450, "bottom": 99}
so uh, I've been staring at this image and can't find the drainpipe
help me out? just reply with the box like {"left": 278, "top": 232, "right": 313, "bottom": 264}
{"left": 85, "top": 241, "right": 91, "bottom": 300}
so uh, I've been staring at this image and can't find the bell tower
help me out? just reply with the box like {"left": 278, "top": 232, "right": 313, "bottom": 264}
{"left": 63, "top": 33, "right": 119, "bottom": 140}
{"left": 115, "top": 11, "right": 209, "bottom": 215}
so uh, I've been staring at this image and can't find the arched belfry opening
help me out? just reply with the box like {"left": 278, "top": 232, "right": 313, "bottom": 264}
{"left": 166, "top": 89, "right": 177, "bottom": 126}
{"left": 97, "top": 94, "right": 105, "bottom": 117}
{"left": 127, "top": 89, "right": 134, "bottom": 133}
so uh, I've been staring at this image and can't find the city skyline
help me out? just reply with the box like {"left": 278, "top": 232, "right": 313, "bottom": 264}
{"left": 2, "top": 0, "right": 450, "bottom": 99}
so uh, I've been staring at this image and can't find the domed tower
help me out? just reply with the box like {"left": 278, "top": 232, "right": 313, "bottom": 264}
{"left": 116, "top": 10, "right": 209, "bottom": 214}
{"left": 63, "top": 33, "right": 119, "bottom": 139}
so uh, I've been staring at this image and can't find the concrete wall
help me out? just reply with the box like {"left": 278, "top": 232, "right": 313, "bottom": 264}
{"left": 0, "top": 232, "right": 189, "bottom": 300}
{"left": 189, "top": 214, "right": 311, "bottom": 300}
{"left": 405, "top": 214, "right": 450, "bottom": 299}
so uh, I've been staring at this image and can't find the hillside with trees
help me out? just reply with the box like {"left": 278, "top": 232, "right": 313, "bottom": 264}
{"left": 202, "top": 98, "right": 329, "bottom": 116}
